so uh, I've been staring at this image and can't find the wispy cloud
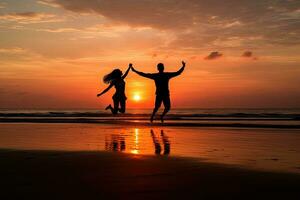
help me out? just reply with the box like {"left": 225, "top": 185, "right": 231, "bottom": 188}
{"left": 37, "top": 0, "right": 60, "bottom": 8}
{"left": 0, "top": 47, "right": 27, "bottom": 54}
{"left": 36, "top": 24, "right": 130, "bottom": 34}
{"left": 0, "top": 12, "right": 62, "bottom": 24}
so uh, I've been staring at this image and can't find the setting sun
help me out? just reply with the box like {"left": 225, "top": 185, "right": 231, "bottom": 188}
{"left": 133, "top": 94, "right": 141, "bottom": 102}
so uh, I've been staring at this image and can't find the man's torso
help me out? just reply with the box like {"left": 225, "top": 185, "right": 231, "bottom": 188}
{"left": 152, "top": 73, "right": 171, "bottom": 96}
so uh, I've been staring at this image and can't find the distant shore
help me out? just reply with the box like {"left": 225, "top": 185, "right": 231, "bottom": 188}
{"left": 1, "top": 149, "right": 299, "bottom": 199}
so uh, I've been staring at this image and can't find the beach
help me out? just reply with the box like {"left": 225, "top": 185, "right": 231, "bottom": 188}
{"left": 0, "top": 109, "right": 300, "bottom": 199}
{"left": 1, "top": 150, "right": 300, "bottom": 199}
{"left": 0, "top": 122, "right": 300, "bottom": 172}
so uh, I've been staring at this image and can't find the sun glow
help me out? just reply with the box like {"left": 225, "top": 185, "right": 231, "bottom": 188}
{"left": 133, "top": 94, "right": 141, "bottom": 102}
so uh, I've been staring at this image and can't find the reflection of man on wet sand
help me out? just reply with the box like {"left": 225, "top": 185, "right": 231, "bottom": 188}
{"left": 150, "top": 130, "right": 170, "bottom": 155}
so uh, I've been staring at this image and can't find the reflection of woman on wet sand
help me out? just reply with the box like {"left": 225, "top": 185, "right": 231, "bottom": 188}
{"left": 105, "top": 134, "right": 126, "bottom": 152}
{"left": 97, "top": 64, "right": 132, "bottom": 114}
{"left": 151, "top": 130, "right": 170, "bottom": 155}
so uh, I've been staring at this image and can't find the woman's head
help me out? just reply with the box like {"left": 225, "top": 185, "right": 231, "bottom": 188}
{"left": 103, "top": 69, "right": 122, "bottom": 84}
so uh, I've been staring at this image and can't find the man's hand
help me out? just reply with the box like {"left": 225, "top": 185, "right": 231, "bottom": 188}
{"left": 97, "top": 93, "right": 101, "bottom": 97}
{"left": 131, "top": 66, "right": 136, "bottom": 72}
{"left": 182, "top": 61, "right": 186, "bottom": 67}
{"left": 129, "top": 63, "right": 133, "bottom": 68}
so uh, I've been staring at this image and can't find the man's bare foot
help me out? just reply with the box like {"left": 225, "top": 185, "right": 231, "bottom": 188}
{"left": 150, "top": 116, "right": 154, "bottom": 123}
{"left": 160, "top": 115, "right": 164, "bottom": 123}
{"left": 105, "top": 105, "right": 111, "bottom": 110}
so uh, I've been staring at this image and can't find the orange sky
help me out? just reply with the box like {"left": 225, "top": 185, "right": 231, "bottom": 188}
{"left": 0, "top": 0, "right": 300, "bottom": 109}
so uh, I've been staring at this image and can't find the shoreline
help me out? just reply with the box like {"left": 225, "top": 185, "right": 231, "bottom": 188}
{"left": 1, "top": 149, "right": 300, "bottom": 199}
{"left": 1, "top": 118, "right": 300, "bottom": 128}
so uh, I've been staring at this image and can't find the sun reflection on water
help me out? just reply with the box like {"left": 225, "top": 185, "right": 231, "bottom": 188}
{"left": 130, "top": 128, "right": 140, "bottom": 154}
{"left": 104, "top": 128, "right": 170, "bottom": 156}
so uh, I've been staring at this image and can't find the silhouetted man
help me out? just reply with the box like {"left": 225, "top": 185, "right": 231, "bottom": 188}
{"left": 132, "top": 61, "right": 185, "bottom": 123}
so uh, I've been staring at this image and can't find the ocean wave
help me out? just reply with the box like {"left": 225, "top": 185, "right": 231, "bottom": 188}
{"left": 0, "top": 111, "right": 300, "bottom": 119}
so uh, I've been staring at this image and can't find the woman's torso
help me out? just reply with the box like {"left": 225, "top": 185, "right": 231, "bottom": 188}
{"left": 112, "top": 79, "right": 126, "bottom": 99}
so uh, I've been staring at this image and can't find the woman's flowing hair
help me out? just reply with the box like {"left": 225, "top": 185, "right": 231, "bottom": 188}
{"left": 103, "top": 69, "right": 122, "bottom": 84}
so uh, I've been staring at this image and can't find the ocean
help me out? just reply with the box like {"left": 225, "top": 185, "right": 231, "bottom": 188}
{"left": 1, "top": 108, "right": 300, "bottom": 117}
{"left": 1, "top": 108, "right": 300, "bottom": 128}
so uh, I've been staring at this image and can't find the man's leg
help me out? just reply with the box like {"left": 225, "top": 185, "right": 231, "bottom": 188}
{"left": 151, "top": 95, "right": 162, "bottom": 123}
{"left": 161, "top": 95, "right": 171, "bottom": 123}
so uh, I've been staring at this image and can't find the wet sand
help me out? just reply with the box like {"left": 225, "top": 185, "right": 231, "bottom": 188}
{"left": 0, "top": 149, "right": 299, "bottom": 199}
{"left": 0, "top": 122, "right": 299, "bottom": 199}
{"left": 1, "top": 123, "right": 300, "bottom": 173}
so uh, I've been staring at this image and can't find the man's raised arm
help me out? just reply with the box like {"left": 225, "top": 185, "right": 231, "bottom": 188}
{"left": 131, "top": 66, "right": 154, "bottom": 79}
{"left": 168, "top": 61, "right": 186, "bottom": 78}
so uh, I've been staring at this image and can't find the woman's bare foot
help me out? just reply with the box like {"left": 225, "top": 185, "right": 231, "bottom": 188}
{"left": 160, "top": 115, "right": 164, "bottom": 123}
{"left": 105, "top": 105, "right": 112, "bottom": 110}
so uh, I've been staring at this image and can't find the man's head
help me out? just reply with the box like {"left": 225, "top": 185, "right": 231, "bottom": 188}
{"left": 157, "top": 63, "right": 164, "bottom": 72}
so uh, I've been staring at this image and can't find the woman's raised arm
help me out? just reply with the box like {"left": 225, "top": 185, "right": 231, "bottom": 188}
{"left": 122, "top": 63, "right": 132, "bottom": 79}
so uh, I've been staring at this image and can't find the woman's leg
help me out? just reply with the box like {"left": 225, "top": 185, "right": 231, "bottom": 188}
{"left": 112, "top": 98, "right": 120, "bottom": 114}
{"left": 105, "top": 104, "right": 112, "bottom": 110}
{"left": 106, "top": 98, "right": 119, "bottom": 114}
{"left": 119, "top": 99, "right": 126, "bottom": 113}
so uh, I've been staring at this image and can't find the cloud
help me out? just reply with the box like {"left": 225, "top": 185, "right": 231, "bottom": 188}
{"left": 37, "top": 27, "right": 80, "bottom": 33}
{"left": 43, "top": 0, "right": 300, "bottom": 50}
{"left": 41, "top": 0, "right": 188, "bottom": 29}
{"left": 0, "top": 2, "right": 6, "bottom": 9}
{"left": 152, "top": 53, "right": 157, "bottom": 58}
{"left": 37, "top": 0, "right": 60, "bottom": 8}
{"left": 204, "top": 51, "right": 223, "bottom": 60}
{"left": 0, "top": 12, "right": 61, "bottom": 24}
{"left": 0, "top": 47, "right": 27, "bottom": 54}
{"left": 242, "top": 51, "right": 253, "bottom": 57}
{"left": 36, "top": 24, "right": 131, "bottom": 35}
{"left": 223, "top": 20, "right": 243, "bottom": 28}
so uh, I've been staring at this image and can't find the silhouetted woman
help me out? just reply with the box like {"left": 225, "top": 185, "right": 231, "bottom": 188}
{"left": 97, "top": 64, "right": 132, "bottom": 114}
